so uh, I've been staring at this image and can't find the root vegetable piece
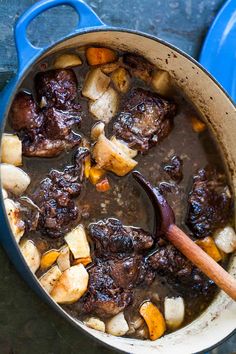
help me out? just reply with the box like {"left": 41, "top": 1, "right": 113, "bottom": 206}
{"left": 39, "top": 265, "right": 62, "bottom": 293}
{"left": 20, "top": 240, "right": 41, "bottom": 274}
{"left": 89, "top": 165, "right": 106, "bottom": 185}
{"left": 50, "top": 264, "right": 89, "bottom": 304}
{"left": 96, "top": 178, "right": 111, "bottom": 192}
{"left": 111, "top": 67, "right": 130, "bottom": 93}
{"left": 1, "top": 134, "right": 22, "bottom": 166}
{"left": 195, "top": 236, "right": 222, "bottom": 262}
{"left": 214, "top": 226, "right": 236, "bottom": 253}
{"left": 91, "top": 121, "right": 105, "bottom": 141}
{"left": 57, "top": 246, "right": 70, "bottom": 271}
{"left": 82, "top": 68, "right": 110, "bottom": 100}
{"left": 140, "top": 301, "right": 166, "bottom": 340}
{"left": 73, "top": 256, "right": 92, "bottom": 266}
{"left": 152, "top": 70, "right": 172, "bottom": 96}
{"left": 106, "top": 312, "right": 129, "bottom": 336}
{"left": 100, "top": 61, "right": 120, "bottom": 74}
{"left": 84, "top": 317, "right": 106, "bottom": 332}
{"left": 93, "top": 134, "right": 137, "bottom": 176}
{"left": 110, "top": 136, "right": 137, "bottom": 158}
{"left": 1, "top": 163, "right": 30, "bottom": 195}
{"left": 40, "top": 249, "right": 60, "bottom": 269}
{"left": 84, "top": 156, "right": 91, "bottom": 179}
{"left": 86, "top": 47, "right": 117, "bottom": 66}
{"left": 89, "top": 87, "right": 119, "bottom": 123}
{"left": 65, "top": 224, "right": 90, "bottom": 259}
{"left": 2, "top": 188, "right": 8, "bottom": 199}
{"left": 191, "top": 116, "right": 206, "bottom": 133}
{"left": 53, "top": 53, "right": 82, "bottom": 69}
{"left": 4, "top": 198, "right": 25, "bottom": 243}
{"left": 164, "top": 297, "right": 185, "bottom": 330}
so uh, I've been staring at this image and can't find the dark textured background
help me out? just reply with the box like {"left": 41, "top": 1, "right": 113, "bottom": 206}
{"left": 0, "top": 0, "right": 235, "bottom": 353}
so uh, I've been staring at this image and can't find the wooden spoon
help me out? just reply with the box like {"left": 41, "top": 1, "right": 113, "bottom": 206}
{"left": 132, "top": 171, "right": 236, "bottom": 301}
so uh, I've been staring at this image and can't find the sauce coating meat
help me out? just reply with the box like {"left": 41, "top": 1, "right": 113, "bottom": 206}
{"left": 3, "top": 48, "right": 235, "bottom": 341}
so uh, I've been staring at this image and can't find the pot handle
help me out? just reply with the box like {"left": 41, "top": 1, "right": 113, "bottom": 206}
{"left": 15, "top": 0, "right": 105, "bottom": 73}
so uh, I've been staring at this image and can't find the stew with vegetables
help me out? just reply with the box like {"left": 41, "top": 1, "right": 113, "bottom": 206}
{"left": 1, "top": 46, "right": 235, "bottom": 341}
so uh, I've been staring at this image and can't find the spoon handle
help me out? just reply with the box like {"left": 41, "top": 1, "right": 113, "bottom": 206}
{"left": 167, "top": 224, "right": 236, "bottom": 301}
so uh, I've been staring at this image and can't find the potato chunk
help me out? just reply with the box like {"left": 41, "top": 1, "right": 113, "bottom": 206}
{"left": 65, "top": 224, "right": 90, "bottom": 259}
{"left": 111, "top": 67, "right": 130, "bottom": 93}
{"left": 50, "top": 264, "right": 89, "bottom": 304}
{"left": 53, "top": 53, "right": 82, "bottom": 69}
{"left": 86, "top": 47, "right": 117, "bottom": 66}
{"left": 4, "top": 198, "right": 25, "bottom": 243}
{"left": 93, "top": 134, "right": 137, "bottom": 176}
{"left": 164, "top": 297, "right": 185, "bottom": 330}
{"left": 140, "top": 301, "right": 166, "bottom": 340}
{"left": 20, "top": 240, "right": 41, "bottom": 274}
{"left": 1, "top": 163, "right": 30, "bottom": 195}
{"left": 106, "top": 312, "right": 129, "bottom": 336}
{"left": 39, "top": 266, "right": 62, "bottom": 294}
{"left": 84, "top": 317, "right": 105, "bottom": 332}
{"left": 89, "top": 87, "right": 119, "bottom": 123}
{"left": 82, "top": 68, "right": 110, "bottom": 100}
{"left": 1, "top": 134, "right": 22, "bottom": 166}
{"left": 152, "top": 70, "right": 172, "bottom": 96}
{"left": 57, "top": 246, "right": 70, "bottom": 272}
{"left": 110, "top": 136, "right": 137, "bottom": 158}
{"left": 214, "top": 226, "right": 236, "bottom": 253}
{"left": 91, "top": 121, "right": 105, "bottom": 141}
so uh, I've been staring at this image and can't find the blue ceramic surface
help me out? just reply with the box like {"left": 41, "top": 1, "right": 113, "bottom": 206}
{"left": 199, "top": 0, "right": 236, "bottom": 101}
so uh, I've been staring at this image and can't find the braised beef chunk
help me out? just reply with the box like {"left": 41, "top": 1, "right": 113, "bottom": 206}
{"left": 186, "top": 168, "right": 232, "bottom": 238}
{"left": 32, "top": 148, "right": 89, "bottom": 238}
{"left": 123, "top": 53, "right": 155, "bottom": 82}
{"left": 35, "top": 69, "right": 78, "bottom": 109}
{"left": 163, "top": 155, "right": 183, "bottom": 183}
{"left": 149, "top": 244, "right": 214, "bottom": 294}
{"left": 113, "top": 88, "right": 176, "bottom": 152}
{"left": 88, "top": 218, "right": 154, "bottom": 258}
{"left": 10, "top": 92, "right": 43, "bottom": 131}
{"left": 82, "top": 261, "right": 133, "bottom": 317}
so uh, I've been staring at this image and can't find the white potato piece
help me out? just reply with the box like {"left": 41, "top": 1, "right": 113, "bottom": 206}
{"left": 50, "top": 264, "right": 89, "bottom": 304}
{"left": 1, "top": 134, "right": 22, "bottom": 166}
{"left": 152, "top": 70, "right": 172, "bottom": 96}
{"left": 1, "top": 163, "right": 30, "bottom": 195}
{"left": 111, "top": 67, "right": 130, "bottom": 93}
{"left": 57, "top": 245, "right": 70, "bottom": 271}
{"left": 164, "top": 297, "right": 185, "bottom": 330}
{"left": 65, "top": 224, "right": 90, "bottom": 259}
{"left": 84, "top": 317, "right": 106, "bottom": 332}
{"left": 91, "top": 121, "right": 105, "bottom": 141}
{"left": 89, "top": 87, "right": 119, "bottom": 123}
{"left": 214, "top": 226, "right": 236, "bottom": 253}
{"left": 93, "top": 134, "right": 137, "bottom": 176}
{"left": 4, "top": 198, "right": 25, "bottom": 243}
{"left": 53, "top": 53, "right": 82, "bottom": 69}
{"left": 110, "top": 136, "right": 137, "bottom": 158}
{"left": 106, "top": 312, "right": 129, "bottom": 336}
{"left": 39, "top": 265, "right": 62, "bottom": 294}
{"left": 82, "top": 68, "right": 110, "bottom": 100}
{"left": 20, "top": 240, "right": 41, "bottom": 274}
{"left": 2, "top": 188, "right": 8, "bottom": 199}
{"left": 100, "top": 61, "right": 120, "bottom": 74}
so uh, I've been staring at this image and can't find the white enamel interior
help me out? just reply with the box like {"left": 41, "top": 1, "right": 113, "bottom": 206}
{"left": 41, "top": 30, "right": 236, "bottom": 353}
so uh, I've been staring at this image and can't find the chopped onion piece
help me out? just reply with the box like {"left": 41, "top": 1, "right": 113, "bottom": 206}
{"left": 164, "top": 297, "right": 185, "bottom": 330}
{"left": 106, "top": 312, "right": 129, "bottom": 336}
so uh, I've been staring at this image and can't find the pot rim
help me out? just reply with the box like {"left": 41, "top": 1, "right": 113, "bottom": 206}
{"left": 1, "top": 26, "right": 235, "bottom": 354}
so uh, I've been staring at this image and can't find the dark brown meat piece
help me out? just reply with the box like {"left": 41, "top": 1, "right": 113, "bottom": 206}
{"left": 149, "top": 244, "right": 214, "bottom": 295}
{"left": 35, "top": 69, "right": 78, "bottom": 109}
{"left": 113, "top": 88, "right": 176, "bottom": 152}
{"left": 88, "top": 218, "right": 154, "bottom": 258}
{"left": 82, "top": 218, "right": 155, "bottom": 317}
{"left": 123, "top": 53, "right": 155, "bottom": 82}
{"left": 163, "top": 155, "right": 183, "bottom": 183}
{"left": 32, "top": 147, "right": 89, "bottom": 238}
{"left": 186, "top": 168, "right": 232, "bottom": 238}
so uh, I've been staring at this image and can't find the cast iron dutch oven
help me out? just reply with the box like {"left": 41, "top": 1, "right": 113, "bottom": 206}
{"left": 0, "top": 1, "right": 235, "bottom": 353}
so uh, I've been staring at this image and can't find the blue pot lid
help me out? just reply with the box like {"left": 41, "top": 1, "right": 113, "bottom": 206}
{"left": 199, "top": 0, "right": 236, "bottom": 102}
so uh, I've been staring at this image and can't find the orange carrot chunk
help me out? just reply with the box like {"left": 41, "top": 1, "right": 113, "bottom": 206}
{"left": 89, "top": 166, "right": 106, "bottom": 185}
{"left": 96, "top": 178, "right": 111, "bottom": 192}
{"left": 191, "top": 116, "right": 206, "bottom": 133}
{"left": 73, "top": 256, "right": 92, "bottom": 267}
{"left": 140, "top": 301, "right": 166, "bottom": 341}
{"left": 40, "top": 249, "right": 60, "bottom": 269}
{"left": 86, "top": 47, "right": 117, "bottom": 66}
{"left": 195, "top": 236, "right": 222, "bottom": 262}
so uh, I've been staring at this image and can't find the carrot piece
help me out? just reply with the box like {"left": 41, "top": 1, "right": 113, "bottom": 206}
{"left": 73, "top": 256, "right": 92, "bottom": 267}
{"left": 40, "top": 249, "right": 60, "bottom": 269}
{"left": 96, "top": 178, "right": 111, "bottom": 192}
{"left": 140, "top": 301, "right": 166, "bottom": 341}
{"left": 191, "top": 116, "right": 206, "bottom": 133}
{"left": 86, "top": 47, "right": 117, "bottom": 66}
{"left": 89, "top": 166, "right": 106, "bottom": 185}
{"left": 195, "top": 236, "right": 222, "bottom": 262}
{"left": 84, "top": 156, "right": 91, "bottom": 179}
